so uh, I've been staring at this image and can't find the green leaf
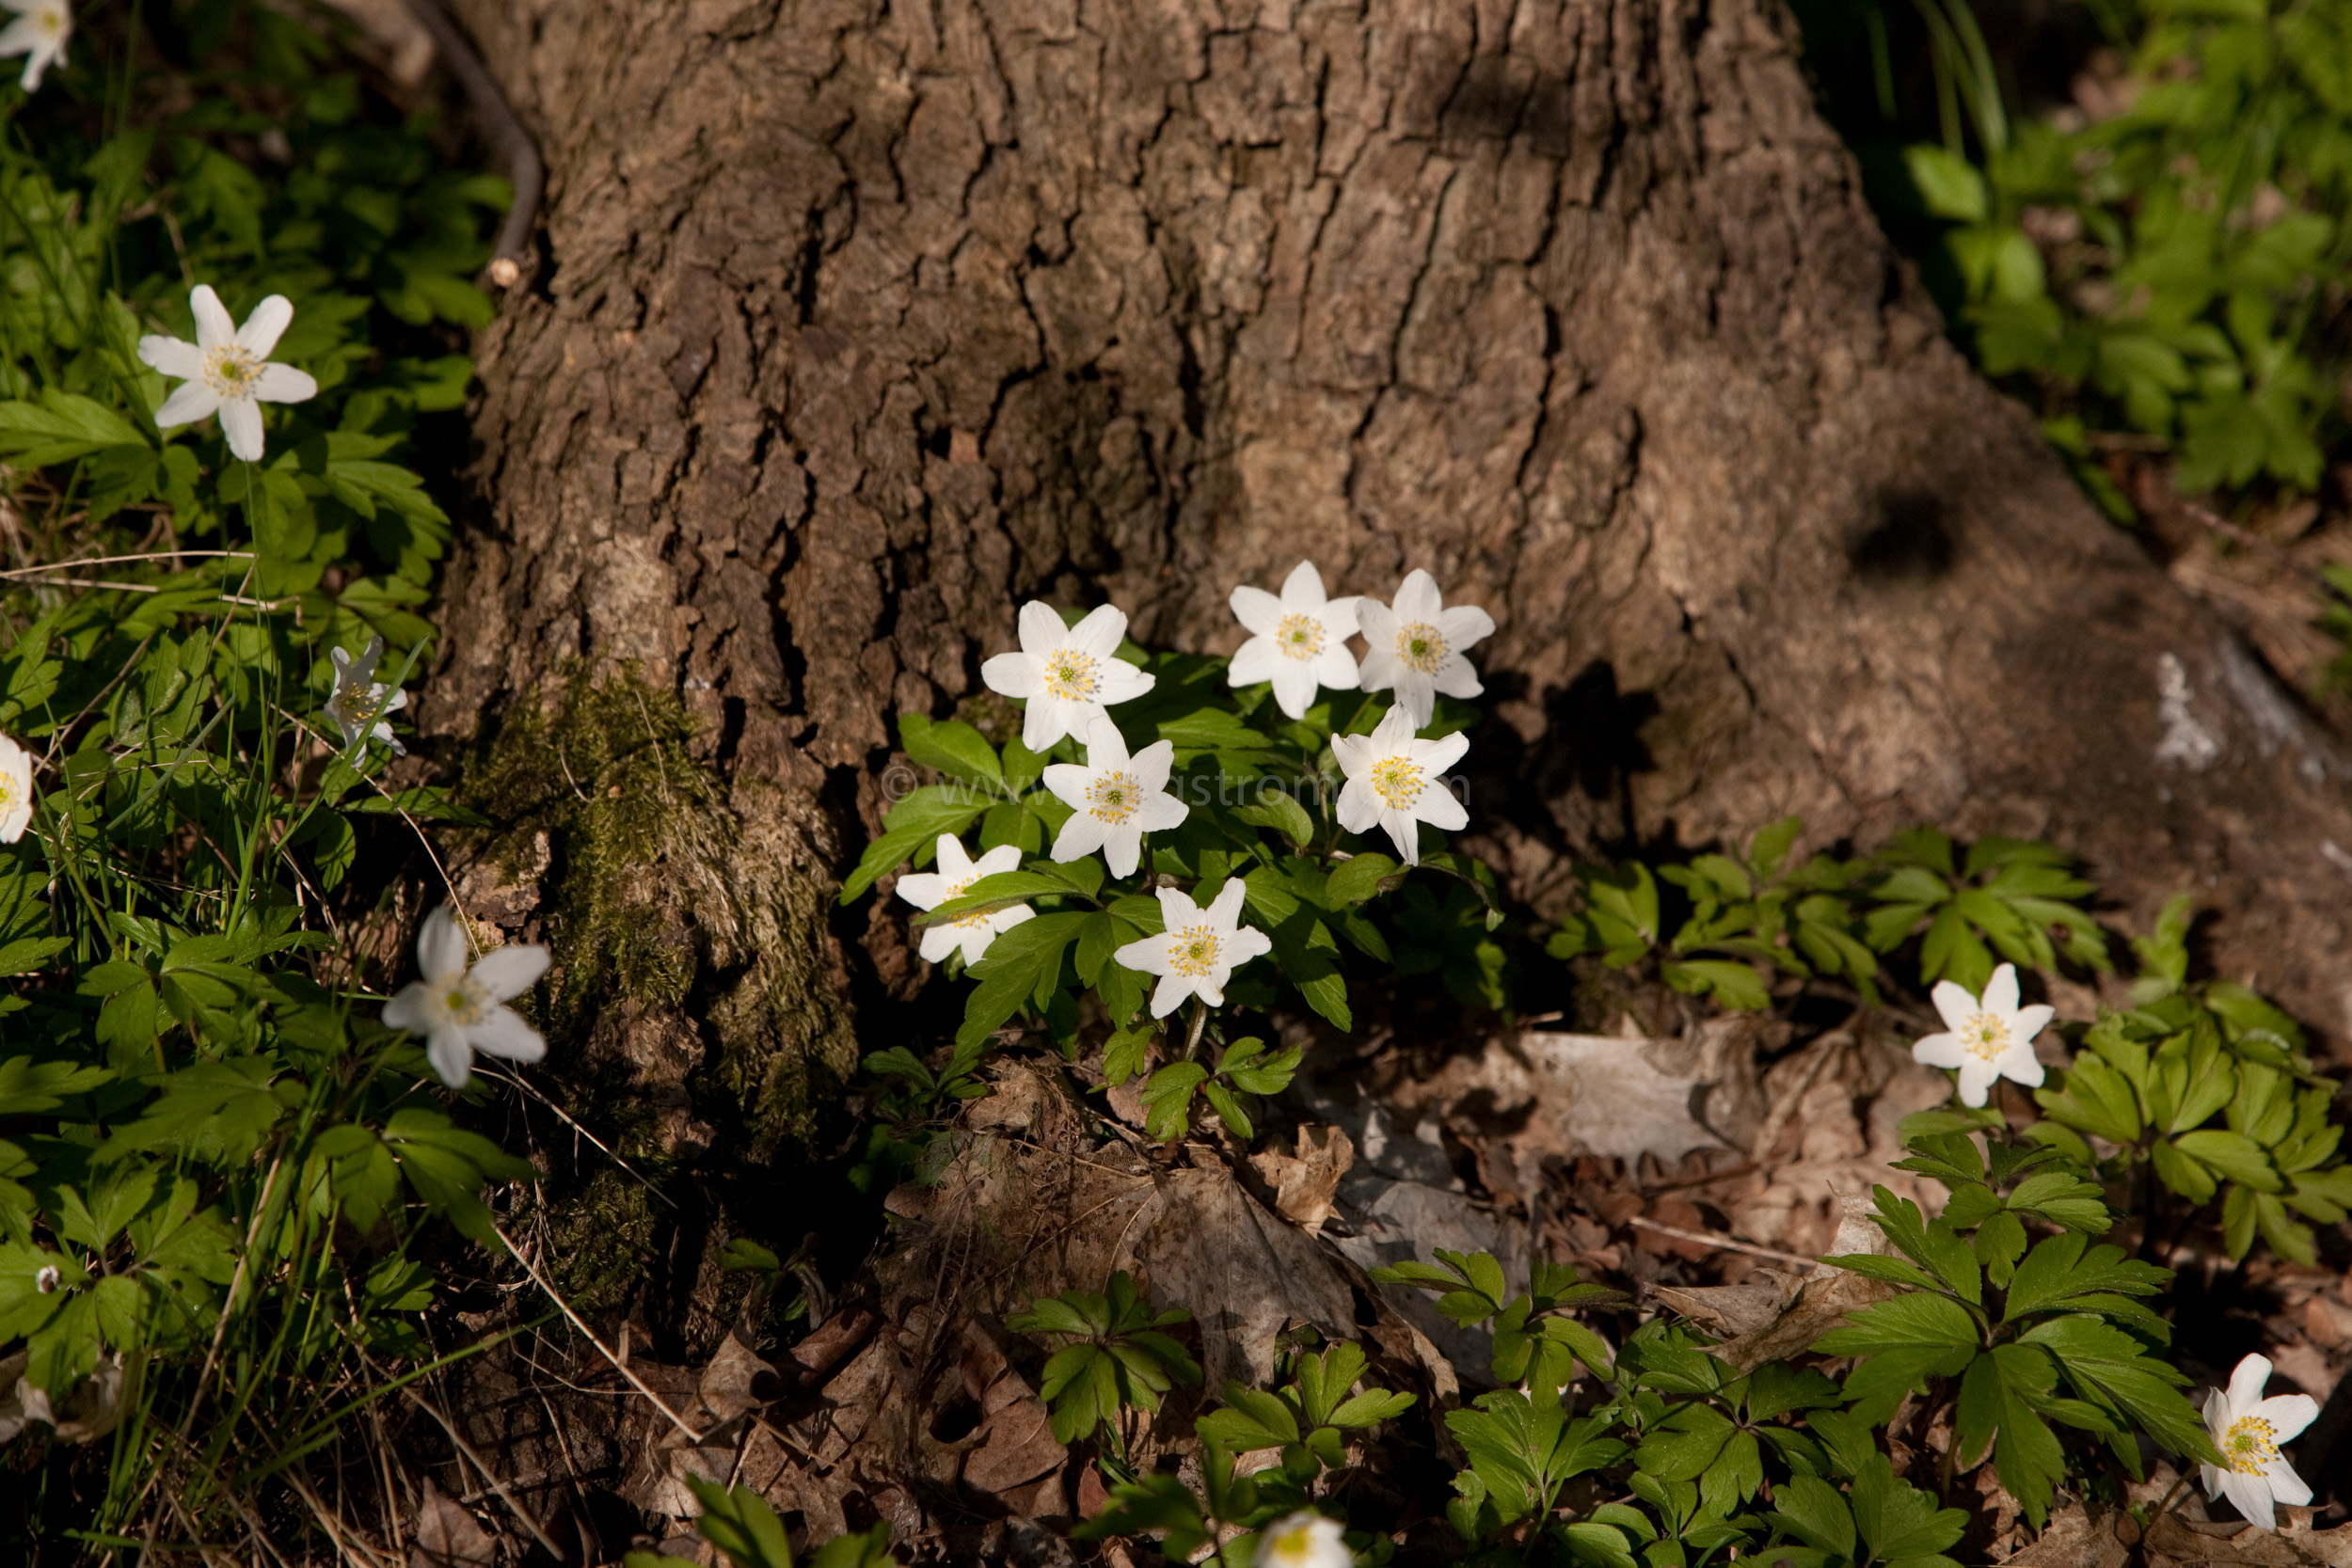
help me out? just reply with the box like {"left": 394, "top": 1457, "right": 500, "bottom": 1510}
{"left": 1769, "top": 1471, "right": 1856, "bottom": 1560}
{"left": 838, "top": 785, "right": 989, "bottom": 903}
{"left": 1139, "top": 1063, "right": 1207, "bottom": 1143}
{"left": 1905, "top": 144, "right": 1989, "bottom": 222}
{"left": 0, "top": 389, "right": 148, "bottom": 467}
{"left": 898, "top": 713, "right": 1005, "bottom": 787}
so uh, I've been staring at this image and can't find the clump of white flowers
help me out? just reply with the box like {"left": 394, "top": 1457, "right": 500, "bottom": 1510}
{"left": 1331, "top": 705, "right": 1469, "bottom": 866}
{"left": 981, "top": 601, "right": 1154, "bottom": 752}
{"left": 1908, "top": 963, "right": 2054, "bottom": 1108}
{"left": 1115, "top": 880, "right": 1273, "bottom": 1018}
{"left": 1254, "top": 1511, "right": 1351, "bottom": 1568}
{"left": 381, "top": 906, "right": 552, "bottom": 1089}
{"left": 896, "top": 834, "right": 1034, "bottom": 965}
{"left": 2201, "top": 1354, "right": 2318, "bottom": 1529}
{"left": 1355, "top": 567, "right": 1494, "bottom": 727}
{"left": 325, "top": 635, "right": 409, "bottom": 754}
{"left": 137, "top": 285, "right": 319, "bottom": 462}
{"left": 0, "top": 0, "right": 70, "bottom": 92}
{"left": 0, "top": 733, "right": 31, "bottom": 844}
{"left": 1228, "top": 562, "right": 1361, "bottom": 721}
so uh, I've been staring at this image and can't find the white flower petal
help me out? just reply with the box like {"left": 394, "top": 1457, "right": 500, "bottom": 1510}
{"left": 251, "top": 363, "right": 318, "bottom": 404}
{"left": 930, "top": 834, "right": 977, "bottom": 879}
{"left": 1320, "top": 594, "right": 1360, "bottom": 640}
{"left": 1051, "top": 811, "right": 1108, "bottom": 864}
{"left": 1392, "top": 569, "right": 1444, "bottom": 624}
{"left": 0, "top": 799, "right": 27, "bottom": 842}
{"left": 152, "top": 380, "right": 222, "bottom": 429}
{"left": 970, "top": 842, "right": 1024, "bottom": 878}
{"left": 1953, "top": 1056, "right": 1998, "bottom": 1107}
{"left": 2256, "top": 1393, "right": 2320, "bottom": 1443}
{"left": 1378, "top": 807, "right": 1421, "bottom": 864}
{"left": 1911, "top": 1032, "right": 1967, "bottom": 1069}
{"left": 1149, "top": 973, "right": 1194, "bottom": 1018}
{"left": 1134, "top": 793, "right": 1189, "bottom": 833}
{"left": 1981, "top": 963, "right": 2021, "bottom": 1019}
{"left": 1231, "top": 585, "right": 1284, "bottom": 638}
{"left": 895, "top": 872, "right": 951, "bottom": 911}
{"left": 1431, "top": 655, "right": 1485, "bottom": 700}
{"left": 1022, "top": 693, "right": 1076, "bottom": 752}
{"left": 1930, "top": 979, "right": 1979, "bottom": 1033}
{"left": 1412, "top": 731, "right": 1471, "bottom": 774}
{"left": 1094, "top": 658, "right": 1155, "bottom": 705}
{"left": 1994, "top": 1045, "right": 2044, "bottom": 1089}
{"left": 1154, "top": 887, "right": 1199, "bottom": 929}
{"left": 1080, "top": 717, "right": 1132, "bottom": 769}
{"left": 957, "top": 924, "right": 1003, "bottom": 966}
{"left": 1369, "top": 705, "right": 1419, "bottom": 746}
{"left": 467, "top": 1006, "right": 547, "bottom": 1064}
{"left": 1207, "top": 879, "right": 1249, "bottom": 928}
{"left": 136, "top": 334, "right": 203, "bottom": 380}
{"left": 2222, "top": 1468, "right": 2276, "bottom": 1529}
{"left": 1066, "top": 603, "right": 1130, "bottom": 658}
{"left": 1391, "top": 671, "right": 1437, "bottom": 728}
{"left": 1278, "top": 561, "right": 1327, "bottom": 608}
{"left": 426, "top": 1026, "right": 473, "bottom": 1088}
{"left": 1016, "top": 600, "right": 1068, "bottom": 658}
{"left": 1334, "top": 779, "right": 1378, "bottom": 833}
{"left": 1269, "top": 661, "right": 1319, "bottom": 721}
{"left": 1357, "top": 646, "right": 1401, "bottom": 694}
{"left": 1418, "top": 784, "right": 1468, "bottom": 832}
{"left": 1040, "top": 763, "right": 1092, "bottom": 808}
{"left": 0, "top": 17, "right": 39, "bottom": 56}
{"left": 2010, "top": 1003, "right": 2056, "bottom": 1046}
{"left": 1117, "top": 932, "right": 1175, "bottom": 973}
{"left": 2230, "top": 1355, "right": 2277, "bottom": 1416}
{"left": 190, "top": 285, "right": 235, "bottom": 351}
{"left": 981, "top": 650, "right": 1041, "bottom": 700}
{"left": 1311, "top": 643, "right": 1360, "bottom": 692}
{"left": 917, "top": 924, "right": 961, "bottom": 963}
{"left": 471, "top": 943, "right": 551, "bottom": 1002}
{"left": 1128, "top": 737, "right": 1175, "bottom": 793}
{"left": 218, "top": 397, "right": 265, "bottom": 461}
{"left": 1100, "top": 825, "right": 1143, "bottom": 879}
{"left": 1229, "top": 637, "right": 1284, "bottom": 689}
{"left": 235, "top": 294, "right": 295, "bottom": 358}
{"left": 381, "top": 981, "right": 434, "bottom": 1034}
{"left": 1228, "top": 926, "right": 1274, "bottom": 964}
{"left": 417, "top": 907, "right": 469, "bottom": 982}
{"left": 1438, "top": 602, "right": 1496, "bottom": 648}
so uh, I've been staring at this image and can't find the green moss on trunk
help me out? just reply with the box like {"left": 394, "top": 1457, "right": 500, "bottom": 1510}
{"left": 463, "top": 663, "right": 856, "bottom": 1156}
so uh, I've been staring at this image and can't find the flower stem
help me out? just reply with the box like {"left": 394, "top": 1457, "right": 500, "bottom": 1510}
{"left": 1183, "top": 995, "right": 1211, "bottom": 1063}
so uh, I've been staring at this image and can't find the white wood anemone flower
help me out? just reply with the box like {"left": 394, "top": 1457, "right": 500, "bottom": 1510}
{"left": 0, "top": 0, "right": 69, "bottom": 90}
{"left": 1909, "top": 963, "right": 2055, "bottom": 1108}
{"left": 1254, "top": 1511, "right": 1352, "bottom": 1568}
{"left": 2201, "top": 1354, "right": 2318, "bottom": 1528}
{"left": 1041, "top": 717, "right": 1186, "bottom": 879}
{"left": 895, "top": 834, "right": 1035, "bottom": 966}
{"left": 1114, "top": 879, "right": 1274, "bottom": 1018}
{"left": 1228, "top": 561, "right": 1361, "bottom": 721}
{"left": 381, "top": 906, "right": 552, "bottom": 1089}
{"left": 1355, "top": 568, "right": 1495, "bottom": 727}
{"left": 0, "top": 732, "right": 33, "bottom": 843}
{"left": 1331, "top": 703, "right": 1469, "bottom": 867}
{"left": 324, "top": 635, "right": 409, "bottom": 754}
{"left": 981, "top": 601, "right": 1155, "bottom": 752}
{"left": 136, "top": 285, "right": 320, "bottom": 462}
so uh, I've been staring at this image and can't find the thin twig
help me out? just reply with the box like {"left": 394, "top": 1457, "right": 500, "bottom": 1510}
{"left": 2179, "top": 500, "right": 2332, "bottom": 589}
{"left": 394, "top": 1383, "right": 564, "bottom": 1560}
{"left": 395, "top": 0, "right": 542, "bottom": 281}
{"left": 1625, "top": 1214, "right": 1820, "bottom": 1272}
{"left": 0, "top": 547, "right": 254, "bottom": 578}
{"left": 493, "top": 1223, "right": 707, "bottom": 1444}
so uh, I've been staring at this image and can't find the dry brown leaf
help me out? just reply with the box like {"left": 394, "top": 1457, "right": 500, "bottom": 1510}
{"left": 2000, "top": 1501, "right": 2132, "bottom": 1568}
{"left": 698, "top": 1334, "right": 779, "bottom": 1424}
{"left": 410, "top": 1477, "right": 500, "bottom": 1568}
{"left": 1135, "top": 1163, "right": 1358, "bottom": 1386}
{"left": 1248, "top": 1124, "right": 1354, "bottom": 1233}
{"left": 2143, "top": 1510, "right": 2352, "bottom": 1566}
{"left": 0, "top": 1353, "right": 125, "bottom": 1446}
{"left": 1650, "top": 1271, "right": 1804, "bottom": 1340}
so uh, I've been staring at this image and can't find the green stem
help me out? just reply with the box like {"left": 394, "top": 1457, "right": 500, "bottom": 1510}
{"left": 1182, "top": 995, "right": 1211, "bottom": 1064}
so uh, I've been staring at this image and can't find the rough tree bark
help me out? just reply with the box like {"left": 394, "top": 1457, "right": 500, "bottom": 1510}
{"left": 422, "top": 0, "right": 2352, "bottom": 1148}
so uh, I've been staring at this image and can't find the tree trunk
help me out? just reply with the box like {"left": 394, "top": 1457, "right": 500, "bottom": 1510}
{"left": 423, "top": 0, "right": 2352, "bottom": 1148}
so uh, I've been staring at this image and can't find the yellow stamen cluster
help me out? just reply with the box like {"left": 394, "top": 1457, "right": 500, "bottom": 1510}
{"left": 1962, "top": 1010, "right": 2011, "bottom": 1061}
{"left": 1395, "top": 620, "right": 1447, "bottom": 673}
{"left": 203, "top": 344, "right": 263, "bottom": 398}
{"left": 1275, "top": 613, "right": 1325, "bottom": 660}
{"left": 2224, "top": 1415, "right": 2281, "bottom": 1475}
{"left": 1086, "top": 770, "right": 1140, "bottom": 823}
{"left": 1263, "top": 1526, "right": 1318, "bottom": 1566}
{"left": 440, "top": 980, "right": 487, "bottom": 1026}
{"left": 1167, "top": 926, "right": 1221, "bottom": 976}
{"left": 1369, "top": 755, "right": 1425, "bottom": 809}
{"left": 1043, "top": 650, "right": 1101, "bottom": 701}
